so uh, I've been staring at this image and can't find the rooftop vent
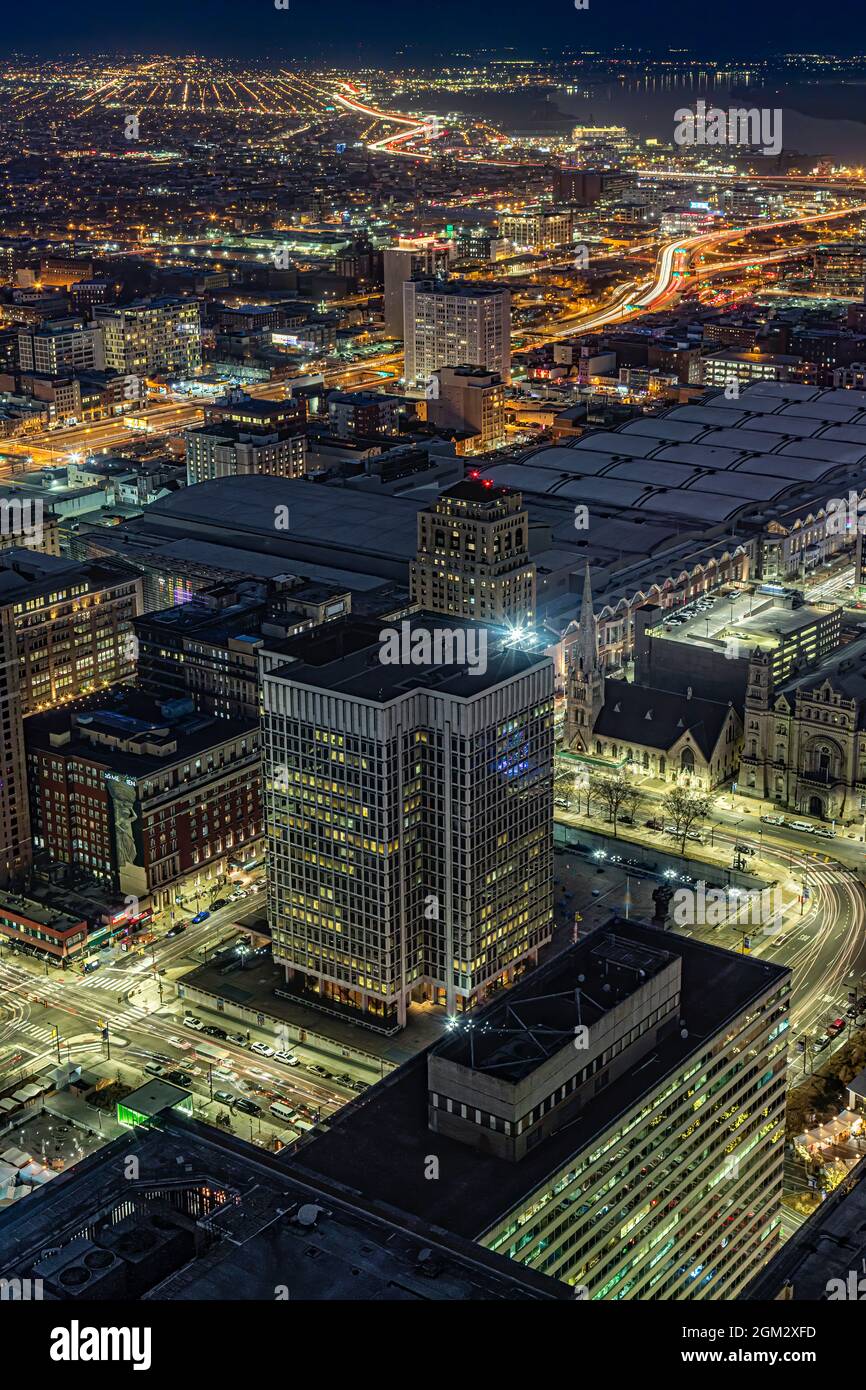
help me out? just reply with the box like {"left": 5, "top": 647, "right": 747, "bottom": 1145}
{"left": 296, "top": 1204, "right": 324, "bottom": 1228}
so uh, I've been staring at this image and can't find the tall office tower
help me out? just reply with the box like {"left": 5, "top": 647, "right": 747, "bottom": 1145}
{"left": 498, "top": 209, "right": 574, "bottom": 252}
{"left": 410, "top": 479, "right": 535, "bottom": 623}
{"left": 185, "top": 418, "right": 307, "bottom": 485}
{"left": 383, "top": 238, "right": 451, "bottom": 338}
{"left": 17, "top": 319, "right": 105, "bottom": 375}
{"left": 0, "top": 599, "right": 30, "bottom": 885}
{"left": 426, "top": 365, "right": 507, "bottom": 454}
{"left": 93, "top": 297, "right": 202, "bottom": 376}
{"left": 301, "top": 920, "right": 791, "bottom": 1300}
{"left": 403, "top": 280, "right": 511, "bottom": 389}
{"left": 261, "top": 616, "right": 554, "bottom": 1031}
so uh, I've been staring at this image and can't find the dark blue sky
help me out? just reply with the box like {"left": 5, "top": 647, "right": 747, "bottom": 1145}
{"left": 6, "top": 0, "right": 865, "bottom": 62}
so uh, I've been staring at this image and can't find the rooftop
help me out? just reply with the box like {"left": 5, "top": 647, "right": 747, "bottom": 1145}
{"left": 264, "top": 613, "right": 552, "bottom": 702}
{"left": 298, "top": 918, "right": 789, "bottom": 1242}
{"left": 0, "top": 1123, "right": 568, "bottom": 1301}
{"left": 25, "top": 689, "right": 257, "bottom": 776}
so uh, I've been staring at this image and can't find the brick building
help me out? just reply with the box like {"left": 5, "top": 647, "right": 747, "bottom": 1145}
{"left": 26, "top": 692, "right": 262, "bottom": 909}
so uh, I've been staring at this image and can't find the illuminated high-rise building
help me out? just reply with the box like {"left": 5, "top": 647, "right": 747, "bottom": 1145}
{"left": 383, "top": 237, "right": 451, "bottom": 338}
{"left": 403, "top": 280, "right": 510, "bottom": 389}
{"left": 498, "top": 208, "right": 573, "bottom": 252}
{"left": 262, "top": 616, "right": 554, "bottom": 1031}
{"left": 410, "top": 479, "right": 535, "bottom": 623}
{"left": 93, "top": 296, "right": 202, "bottom": 376}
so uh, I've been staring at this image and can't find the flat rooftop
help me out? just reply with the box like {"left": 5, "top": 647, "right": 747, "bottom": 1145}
{"left": 297, "top": 918, "right": 789, "bottom": 1242}
{"left": 265, "top": 614, "right": 552, "bottom": 702}
{"left": 120, "top": 1079, "right": 191, "bottom": 1117}
{"left": 436, "top": 931, "right": 675, "bottom": 1083}
{"left": 649, "top": 589, "right": 836, "bottom": 653}
{"left": 0, "top": 1123, "right": 568, "bottom": 1301}
{"left": 25, "top": 690, "right": 257, "bottom": 775}
{"left": 0, "top": 891, "right": 83, "bottom": 931}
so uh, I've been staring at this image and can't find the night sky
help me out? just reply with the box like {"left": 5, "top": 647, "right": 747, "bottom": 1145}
{"left": 5, "top": 0, "right": 864, "bottom": 62}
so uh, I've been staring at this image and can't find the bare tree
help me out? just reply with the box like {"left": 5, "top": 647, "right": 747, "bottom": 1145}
{"left": 589, "top": 771, "right": 643, "bottom": 838}
{"left": 554, "top": 760, "right": 575, "bottom": 805}
{"left": 661, "top": 785, "right": 713, "bottom": 856}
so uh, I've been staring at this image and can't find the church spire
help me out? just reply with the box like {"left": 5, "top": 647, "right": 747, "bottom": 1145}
{"left": 578, "top": 563, "right": 598, "bottom": 675}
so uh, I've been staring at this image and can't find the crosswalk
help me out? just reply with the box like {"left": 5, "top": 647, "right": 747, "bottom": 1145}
{"left": 14, "top": 1019, "right": 56, "bottom": 1047}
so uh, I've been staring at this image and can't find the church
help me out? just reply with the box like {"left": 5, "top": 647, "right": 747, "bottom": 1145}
{"left": 566, "top": 566, "right": 743, "bottom": 789}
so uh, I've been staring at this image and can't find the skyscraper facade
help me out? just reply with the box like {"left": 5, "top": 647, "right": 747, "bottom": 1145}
{"left": 261, "top": 617, "right": 554, "bottom": 1031}
{"left": 403, "top": 280, "right": 511, "bottom": 389}
{"left": 410, "top": 479, "right": 535, "bottom": 624}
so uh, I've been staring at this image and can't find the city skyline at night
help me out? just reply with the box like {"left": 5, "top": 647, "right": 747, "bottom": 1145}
{"left": 1, "top": 2, "right": 866, "bottom": 1348}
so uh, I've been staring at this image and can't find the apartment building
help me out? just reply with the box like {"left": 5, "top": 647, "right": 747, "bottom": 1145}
{"left": 93, "top": 297, "right": 202, "bottom": 376}
{"left": 26, "top": 693, "right": 262, "bottom": 907}
{"left": 0, "top": 550, "right": 142, "bottom": 715}
{"left": 403, "top": 280, "right": 511, "bottom": 389}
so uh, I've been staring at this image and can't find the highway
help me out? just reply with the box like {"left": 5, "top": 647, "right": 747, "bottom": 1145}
{"left": 1, "top": 354, "right": 403, "bottom": 468}
{"left": 520, "top": 200, "right": 866, "bottom": 349}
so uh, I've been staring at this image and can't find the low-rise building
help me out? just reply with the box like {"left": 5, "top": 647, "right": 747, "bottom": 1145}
{"left": 741, "top": 633, "right": 866, "bottom": 822}
{"left": 26, "top": 692, "right": 262, "bottom": 908}
{"left": 0, "top": 890, "right": 88, "bottom": 963}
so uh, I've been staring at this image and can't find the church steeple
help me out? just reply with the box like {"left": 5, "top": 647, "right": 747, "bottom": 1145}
{"left": 577, "top": 563, "right": 599, "bottom": 676}
{"left": 567, "top": 563, "right": 604, "bottom": 748}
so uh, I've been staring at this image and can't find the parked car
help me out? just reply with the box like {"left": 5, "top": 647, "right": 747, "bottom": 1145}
{"left": 761, "top": 814, "right": 785, "bottom": 826}
{"left": 202, "top": 1025, "right": 228, "bottom": 1040}
{"left": 210, "top": 898, "right": 229, "bottom": 911}
{"left": 226, "top": 1032, "right": 247, "bottom": 1046}
{"left": 274, "top": 1050, "right": 299, "bottom": 1066}
{"left": 192, "top": 910, "right": 210, "bottom": 924}
{"left": 786, "top": 820, "right": 814, "bottom": 834}
{"left": 250, "top": 1041, "right": 275, "bottom": 1057}
{"left": 828, "top": 1017, "right": 846, "bottom": 1036}
{"left": 182, "top": 1015, "right": 203, "bottom": 1031}
{"left": 213, "top": 1090, "right": 235, "bottom": 1106}
{"left": 554, "top": 798, "right": 569, "bottom": 809}
{"left": 813, "top": 826, "right": 836, "bottom": 839}
{"left": 645, "top": 819, "right": 662, "bottom": 831}
{"left": 813, "top": 1034, "right": 832, "bottom": 1052}
{"left": 164, "top": 1069, "right": 192, "bottom": 1086}
{"left": 144, "top": 1061, "right": 166, "bottom": 1076}
{"left": 234, "top": 1097, "right": 262, "bottom": 1117}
